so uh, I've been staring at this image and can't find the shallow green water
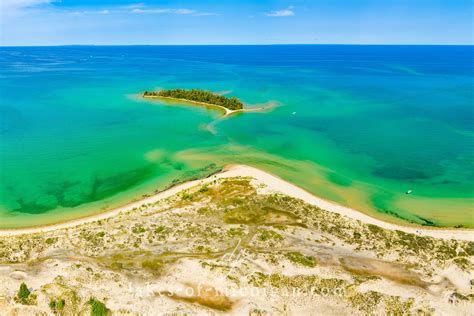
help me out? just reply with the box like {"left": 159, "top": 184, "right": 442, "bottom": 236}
{"left": 0, "top": 45, "right": 473, "bottom": 228}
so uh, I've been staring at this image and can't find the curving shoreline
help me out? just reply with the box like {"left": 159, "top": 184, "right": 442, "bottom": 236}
{"left": 0, "top": 165, "right": 472, "bottom": 241}
{"left": 143, "top": 94, "right": 277, "bottom": 117}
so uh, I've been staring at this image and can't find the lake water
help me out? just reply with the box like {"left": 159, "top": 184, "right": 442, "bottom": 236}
{"left": 0, "top": 45, "right": 473, "bottom": 228}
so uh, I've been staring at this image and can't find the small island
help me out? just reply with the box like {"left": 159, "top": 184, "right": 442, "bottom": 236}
{"left": 144, "top": 88, "right": 243, "bottom": 110}
{"left": 143, "top": 88, "right": 276, "bottom": 116}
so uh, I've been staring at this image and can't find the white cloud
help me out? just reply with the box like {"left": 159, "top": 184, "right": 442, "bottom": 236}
{"left": 0, "top": 0, "right": 55, "bottom": 19}
{"left": 131, "top": 7, "right": 215, "bottom": 16}
{"left": 174, "top": 9, "right": 194, "bottom": 15}
{"left": 71, "top": 9, "right": 110, "bottom": 16}
{"left": 0, "top": 0, "right": 52, "bottom": 10}
{"left": 0, "top": 0, "right": 54, "bottom": 16}
{"left": 266, "top": 6, "right": 295, "bottom": 17}
{"left": 192, "top": 12, "right": 218, "bottom": 17}
{"left": 127, "top": 3, "right": 145, "bottom": 9}
{"left": 132, "top": 8, "right": 163, "bottom": 13}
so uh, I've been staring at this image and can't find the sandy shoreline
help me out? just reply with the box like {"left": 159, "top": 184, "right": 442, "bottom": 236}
{"left": 143, "top": 95, "right": 276, "bottom": 116}
{"left": 0, "top": 165, "right": 472, "bottom": 241}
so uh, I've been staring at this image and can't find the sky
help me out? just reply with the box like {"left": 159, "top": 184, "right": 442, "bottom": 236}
{"left": 0, "top": 0, "right": 472, "bottom": 46}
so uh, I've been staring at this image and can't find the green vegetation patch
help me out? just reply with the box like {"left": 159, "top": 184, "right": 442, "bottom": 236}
{"left": 144, "top": 88, "right": 244, "bottom": 110}
{"left": 141, "top": 259, "right": 164, "bottom": 272}
{"left": 258, "top": 229, "right": 283, "bottom": 242}
{"left": 247, "top": 272, "right": 348, "bottom": 295}
{"left": 46, "top": 237, "right": 57, "bottom": 245}
{"left": 88, "top": 297, "right": 109, "bottom": 316}
{"left": 17, "top": 282, "right": 31, "bottom": 304}
{"left": 49, "top": 298, "right": 66, "bottom": 312}
{"left": 224, "top": 206, "right": 265, "bottom": 224}
{"left": 349, "top": 291, "right": 415, "bottom": 314}
{"left": 286, "top": 252, "right": 317, "bottom": 268}
{"left": 132, "top": 225, "right": 146, "bottom": 234}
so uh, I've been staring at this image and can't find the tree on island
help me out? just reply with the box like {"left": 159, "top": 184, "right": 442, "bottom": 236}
{"left": 143, "top": 88, "right": 244, "bottom": 110}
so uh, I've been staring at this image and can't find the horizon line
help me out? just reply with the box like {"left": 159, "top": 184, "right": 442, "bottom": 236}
{"left": 1, "top": 43, "right": 473, "bottom": 47}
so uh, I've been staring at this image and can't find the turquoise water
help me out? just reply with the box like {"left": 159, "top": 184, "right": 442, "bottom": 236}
{"left": 0, "top": 45, "right": 473, "bottom": 228}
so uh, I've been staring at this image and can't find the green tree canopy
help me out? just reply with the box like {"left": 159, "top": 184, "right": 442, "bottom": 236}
{"left": 144, "top": 88, "right": 244, "bottom": 110}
